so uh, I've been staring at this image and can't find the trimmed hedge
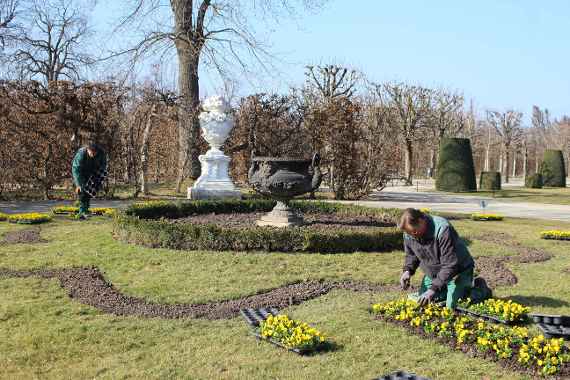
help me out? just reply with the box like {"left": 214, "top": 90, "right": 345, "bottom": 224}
{"left": 541, "top": 150, "right": 567, "bottom": 187}
{"left": 114, "top": 200, "right": 404, "bottom": 253}
{"left": 525, "top": 173, "right": 543, "bottom": 189}
{"left": 479, "top": 171, "right": 501, "bottom": 191}
{"left": 436, "top": 138, "right": 477, "bottom": 192}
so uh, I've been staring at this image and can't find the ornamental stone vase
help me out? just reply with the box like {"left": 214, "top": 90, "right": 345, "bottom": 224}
{"left": 248, "top": 154, "right": 322, "bottom": 227}
{"left": 188, "top": 96, "right": 241, "bottom": 200}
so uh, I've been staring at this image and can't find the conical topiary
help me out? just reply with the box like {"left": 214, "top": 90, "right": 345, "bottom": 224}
{"left": 436, "top": 138, "right": 477, "bottom": 192}
{"left": 540, "top": 150, "right": 566, "bottom": 187}
{"left": 479, "top": 171, "right": 501, "bottom": 191}
{"left": 525, "top": 173, "right": 543, "bottom": 188}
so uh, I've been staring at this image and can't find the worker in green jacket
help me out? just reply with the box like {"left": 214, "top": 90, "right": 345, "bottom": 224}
{"left": 72, "top": 143, "right": 107, "bottom": 219}
{"left": 398, "top": 208, "right": 492, "bottom": 309}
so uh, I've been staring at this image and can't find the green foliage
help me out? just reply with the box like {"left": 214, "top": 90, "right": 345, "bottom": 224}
{"left": 540, "top": 150, "right": 567, "bottom": 187}
{"left": 436, "top": 138, "right": 477, "bottom": 192}
{"left": 525, "top": 173, "right": 544, "bottom": 189}
{"left": 479, "top": 172, "right": 501, "bottom": 191}
{"left": 115, "top": 200, "right": 403, "bottom": 253}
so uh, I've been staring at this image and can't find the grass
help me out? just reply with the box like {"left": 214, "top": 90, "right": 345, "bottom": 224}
{"left": 435, "top": 186, "right": 570, "bottom": 205}
{"left": 1, "top": 214, "right": 570, "bottom": 379}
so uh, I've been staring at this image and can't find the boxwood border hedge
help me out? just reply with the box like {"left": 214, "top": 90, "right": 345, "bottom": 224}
{"left": 113, "top": 199, "right": 404, "bottom": 253}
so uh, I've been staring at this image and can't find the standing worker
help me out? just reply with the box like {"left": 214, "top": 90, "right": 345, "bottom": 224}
{"left": 398, "top": 208, "right": 492, "bottom": 309}
{"left": 72, "top": 142, "right": 107, "bottom": 220}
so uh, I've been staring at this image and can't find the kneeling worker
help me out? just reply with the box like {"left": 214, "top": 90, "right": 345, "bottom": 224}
{"left": 398, "top": 208, "right": 491, "bottom": 309}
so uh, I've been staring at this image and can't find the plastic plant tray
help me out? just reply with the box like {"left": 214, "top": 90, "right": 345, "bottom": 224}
{"left": 251, "top": 331, "right": 311, "bottom": 355}
{"left": 240, "top": 307, "right": 279, "bottom": 328}
{"left": 537, "top": 323, "right": 570, "bottom": 339}
{"left": 529, "top": 313, "right": 570, "bottom": 326}
{"left": 455, "top": 306, "right": 522, "bottom": 325}
{"left": 374, "top": 370, "right": 431, "bottom": 380}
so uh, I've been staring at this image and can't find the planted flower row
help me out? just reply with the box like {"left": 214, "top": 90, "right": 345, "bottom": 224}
{"left": 6, "top": 213, "right": 52, "bottom": 224}
{"left": 0, "top": 212, "right": 7, "bottom": 221}
{"left": 371, "top": 299, "right": 569, "bottom": 377}
{"left": 471, "top": 213, "right": 504, "bottom": 221}
{"left": 541, "top": 230, "right": 570, "bottom": 241}
{"left": 51, "top": 206, "right": 116, "bottom": 217}
{"left": 457, "top": 298, "right": 530, "bottom": 323}
{"left": 259, "top": 314, "right": 327, "bottom": 352}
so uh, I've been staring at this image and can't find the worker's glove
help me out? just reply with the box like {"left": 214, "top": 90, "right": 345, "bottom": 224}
{"left": 399, "top": 271, "right": 411, "bottom": 290}
{"left": 418, "top": 289, "right": 436, "bottom": 306}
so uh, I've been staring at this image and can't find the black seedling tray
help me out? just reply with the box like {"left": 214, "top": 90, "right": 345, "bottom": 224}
{"left": 529, "top": 313, "right": 570, "bottom": 326}
{"left": 373, "top": 370, "right": 431, "bottom": 380}
{"left": 251, "top": 331, "right": 311, "bottom": 355}
{"left": 240, "top": 307, "right": 279, "bottom": 328}
{"left": 537, "top": 323, "right": 570, "bottom": 339}
{"left": 456, "top": 306, "right": 521, "bottom": 325}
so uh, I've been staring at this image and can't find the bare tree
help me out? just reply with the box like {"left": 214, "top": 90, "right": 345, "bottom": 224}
{"left": 375, "top": 82, "right": 433, "bottom": 184}
{"left": 304, "top": 64, "right": 359, "bottom": 100}
{"left": 9, "top": 0, "right": 95, "bottom": 84}
{"left": 0, "top": 0, "right": 20, "bottom": 48}
{"left": 113, "top": 0, "right": 328, "bottom": 193}
{"left": 426, "top": 88, "right": 464, "bottom": 177}
{"left": 486, "top": 110, "right": 523, "bottom": 183}
{"left": 531, "top": 105, "right": 554, "bottom": 172}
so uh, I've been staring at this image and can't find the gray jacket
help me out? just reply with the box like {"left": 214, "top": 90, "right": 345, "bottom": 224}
{"left": 403, "top": 215, "right": 474, "bottom": 292}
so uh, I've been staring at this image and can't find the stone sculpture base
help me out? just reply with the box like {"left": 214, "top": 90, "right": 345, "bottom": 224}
{"left": 256, "top": 201, "right": 304, "bottom": 227}
{"left": 188, "top": 149, "right": 241, "bottom": 200}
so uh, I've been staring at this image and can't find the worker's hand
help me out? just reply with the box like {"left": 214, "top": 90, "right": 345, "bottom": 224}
{"left": 75, "top": 186, "right": 81, "bottom": 194}
{"left": 399, "top": 271, "right": 411, "bottom": 290}
{"left": 418, "top": 289, "right": 436, "bottom": 306}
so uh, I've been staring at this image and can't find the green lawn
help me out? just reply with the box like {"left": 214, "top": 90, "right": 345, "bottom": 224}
{"left": 1, "top": 215, "right": 569, "bottom": 379}
{"left": 437, "top": 186, "right": 570, "bottom": 205}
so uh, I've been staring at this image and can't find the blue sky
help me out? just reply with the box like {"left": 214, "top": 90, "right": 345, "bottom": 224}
{"left": 94, "top": 0, "right": 569, "bottom": 122}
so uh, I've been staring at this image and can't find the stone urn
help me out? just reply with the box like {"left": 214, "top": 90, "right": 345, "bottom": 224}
{"left": 188, "top": 95, "right": 241, "bottom": 200}
{"left": 248, "top": 154, "right": 322, "bottom": 227}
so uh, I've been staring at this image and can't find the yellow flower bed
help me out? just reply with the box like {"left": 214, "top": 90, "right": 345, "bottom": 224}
{"left": 420, "top": 208, "right": 431, "bottom": 214}
{"left": 259, "top": 314, "right": 327, "bottom": 351}
{"left": 0, "top": 212, "right": 7, "bottom": 221}
{"left": 52, "top": 206, "right": 79, "bottom": 214}
{"left": 51, "top": 206, "right": 116, "bottom": 217}
{"left": 7, "top": 213, "right": 52, "bottom": 224}
{"left": 541, "top": 230, "right": 570, "bottom": 241}
{"left": 458, "top": 298, "right": 530, "bottom": 322}
{"left": 471, "top": 213, "right": 504, "bottom": 221}
{"left": 371, "top": 299, "right": 569, "bottom": 376}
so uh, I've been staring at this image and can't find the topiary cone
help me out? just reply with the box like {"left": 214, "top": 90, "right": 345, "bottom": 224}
{"left": 479, "top": 171, "right": 501, "bottom": 191}
{"left": 540, "top": 150, "right": 566, "bottom": 187}
{"left": 435, "top": 138, "right": 477, "bottom": 192}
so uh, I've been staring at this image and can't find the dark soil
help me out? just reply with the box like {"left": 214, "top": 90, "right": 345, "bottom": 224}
{"left": 1, "top": 228, "right": 47, "bottom": 244}
{"left": 169, "top": 211, "right": 395, "bottom": 231}
{"left": 471, "top": 233, "right": 554, "bottom": 288}
{"left": 475, "top": 257, "right": 518, "bottom": 289}
{"left": 0, "top": 267, "right": 397, "bottom": 320}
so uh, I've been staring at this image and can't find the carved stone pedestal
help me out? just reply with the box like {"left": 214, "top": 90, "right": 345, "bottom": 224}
{"left": 256, "top": 201, "right": 303, "bottom": 227}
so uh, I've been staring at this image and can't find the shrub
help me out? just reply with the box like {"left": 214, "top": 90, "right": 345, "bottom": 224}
{"left": 540, "top": 230, "right": 570, "bottom": 241}
{"left": 114, "top": 200, "right": 404, "bottom": 253}
{"left": 7, "top": 213, "right": 52, "bottom": 224}
{"left": 525, "top": 173, "right": 543, "bottom": 189}
{"left": 436, "top": 138, "right": 477, "bottom": 192}
{"left": 540, "top": 150, "right": 566, "bottom": 187}
{"left": 471, "top": 213, "right": 503, "bottom": 221}
{"left": 479, "top": 171, "right": 501, "bottom": 191}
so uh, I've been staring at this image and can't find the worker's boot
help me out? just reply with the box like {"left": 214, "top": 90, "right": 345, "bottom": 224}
{"left": 471, "top": 276, "right": 493, "bottom": 302}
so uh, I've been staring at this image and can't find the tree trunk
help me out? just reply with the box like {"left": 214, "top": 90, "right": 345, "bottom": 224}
{"left": 139, "top": 104, "right": 156, "bottom": 196}
{"left": 429, "top": 147, "right": 437, "bottom": 178}
{"left": 175, "top": 49, "right": 201, "bottom": 194}
{"left": 523, "top": 145, "right": 528, "bottom": 180}
{"left": 504, "top": 145, "right": 510, "bottom": 183}
{"left": 404, "top": 139, "right": 413, "bottom": 185}
{"left": 512, "top": 149, "right": 517, "bottom": 178}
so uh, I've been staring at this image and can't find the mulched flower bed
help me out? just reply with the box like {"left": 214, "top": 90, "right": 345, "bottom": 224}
{"left": 0, "top": 266, "right": 398, "bottom": 320}
{"left": 169, "top": 211, "right": 395, "bottom": 231}
{"left": 1, "top": 228, "right": 47, "bottom": 244}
